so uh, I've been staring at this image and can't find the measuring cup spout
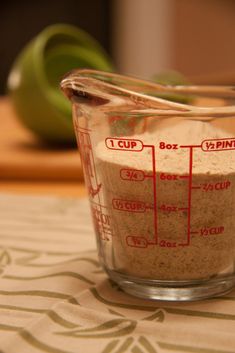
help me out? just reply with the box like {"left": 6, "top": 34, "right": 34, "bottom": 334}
{"left": 60, "top": 70, "right": 112, "bottom": 108}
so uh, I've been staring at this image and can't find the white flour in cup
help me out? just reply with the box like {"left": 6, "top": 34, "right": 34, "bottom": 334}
{"left": 96, "top": 121, "right": 235, "bottom": 280}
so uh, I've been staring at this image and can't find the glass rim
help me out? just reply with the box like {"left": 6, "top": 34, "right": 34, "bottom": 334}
{"left": 61, "top": 69, "right": 235, "bottom": 119}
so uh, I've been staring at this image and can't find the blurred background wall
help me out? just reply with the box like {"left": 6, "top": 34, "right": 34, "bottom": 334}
{"left": 112, "top": 0, "right": 173, "bottom": 78}
{"left": 0, "top": 0, "right": 111, "bottom": 94}
{"left": 173, "top": 0, "right": 235, "bottom": 83}
{"left": 1, "top": 0, "right": 235, "bottom": 94}
{"left": 112, "top": 0, "right": 235, "bottom": 83}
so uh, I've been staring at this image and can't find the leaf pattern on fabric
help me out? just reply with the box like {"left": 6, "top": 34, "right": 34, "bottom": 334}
{"left": 0, "top": 249, "right": 11, "bottom": 267}
{"left": 142, "top": 310, "right": 165, "bottom": 323}
{"left": 1, "top": 195, "right": 235, "bottom": 353}
{"left": 55, "top": 318, "right": 137, "bottom": 339}
{"left": 16, "top": 252, "right": 41, "bottom": 265}
{"left": 101, "top": 336, "right": 158, "bottom": 353}
{"left": 0, "top": 248, "right": 12, "bottom": 276}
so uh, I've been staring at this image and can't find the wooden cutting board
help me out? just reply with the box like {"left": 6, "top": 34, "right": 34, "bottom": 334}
{"left": 0, "top": 97, "right": 84, "bottom": 181}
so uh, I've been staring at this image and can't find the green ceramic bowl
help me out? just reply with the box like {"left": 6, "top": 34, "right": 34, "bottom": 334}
{"left": 7, "top": 24, "right": 113, "bottom": 145}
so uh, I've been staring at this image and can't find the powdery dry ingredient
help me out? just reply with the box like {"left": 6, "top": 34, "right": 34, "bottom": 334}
{"left": 96, "top": 121, "right": 235, "bottom": 280}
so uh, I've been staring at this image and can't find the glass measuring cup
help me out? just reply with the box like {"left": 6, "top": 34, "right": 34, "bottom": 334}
{"left": 61, "top": 69, "right": 235, "bottom": 301}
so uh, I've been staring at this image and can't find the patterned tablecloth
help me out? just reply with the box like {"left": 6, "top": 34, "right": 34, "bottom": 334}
{"left": 0, "top": 193, "right": 235, "bottom": 353}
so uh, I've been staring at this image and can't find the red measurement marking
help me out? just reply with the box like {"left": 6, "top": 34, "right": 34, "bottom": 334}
{"left": 177, "top": 148, "right": 194, "bottom": 247}
{"left": 200, "top": 226, "right": 224, "bottom": 236}
{"left": 112, "top": 199, "right": 146, "bottom": 212}
{"left": 180, "top": 144, "right": 201, "bottom": 148}
{"left": 192, "top": 181, "right": 231, "bottom": 192}
{"left": 187, "top": 147, "right": 193, "bottom": 245}
{"left": 160, "top": 173, "right": 178, "bottom": 181}
{"left": 202, "top": 181, "right": 231, "bottom": 192}
{"left": 203, "top": 183, "right": 213, "bottom": 192}
{"left": 120, "top": 168, "right": 145, "bottom": 181}
{"left": 159, "top": 240, "right": 177, "bottom": 248}
{"left": 144, "top": 144, "right": 158, "bottom": 244}
{"left": 105, "top": 137, "right": 143, "bottom": 151}
{"left": 160, "top": 204, "right": 178, "bottom": 212}
{"left": 152, "top": 144, "right": 158, "bottom": 244}
{"left": 126, "top": 236, "right": 148, "bottom": 248}
{"left": 144, "top": 174, "right": 154, "bottom": 179}
{"left": 159, "top": 142, "right": 179, "bottom": 150}
{"left": 201, "top": 138, "right": 235, "bottom": 152}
